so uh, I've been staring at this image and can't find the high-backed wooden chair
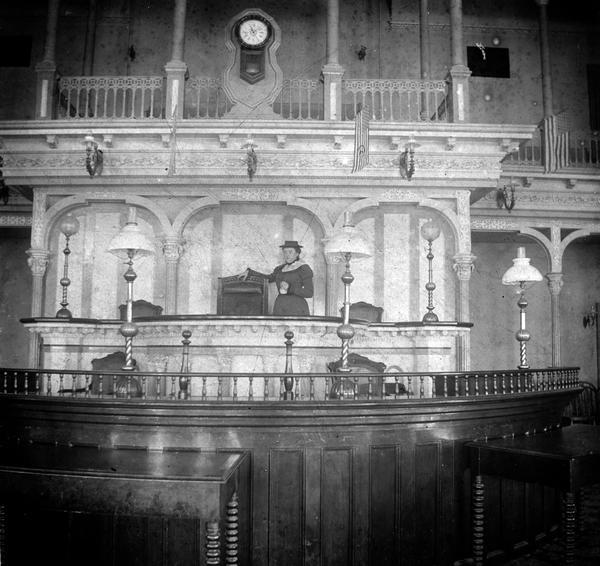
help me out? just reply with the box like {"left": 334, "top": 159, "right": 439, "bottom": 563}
{"left": 340, "top": 301, "right": 383, "bottom": 323}
{"left": 90, "top": 351, "right": 142, "bottom": 397}
{"left": 118, "top": 299, "right": 163, "bottom": 320}
{"left": 327, "top": 353, "right": 387, "bottom": 398}
{"left": 217, "top": 274, "right": 268, "bottom": 315}
{"left": 562, "top": 381, "right": 599, "bottom": 425}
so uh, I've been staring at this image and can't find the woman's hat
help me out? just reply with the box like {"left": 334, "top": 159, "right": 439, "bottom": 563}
{"left": 280, "top": 240, "right": 303, "bottom": 249}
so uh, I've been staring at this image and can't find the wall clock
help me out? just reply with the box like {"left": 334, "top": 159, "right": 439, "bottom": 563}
{"left": 237, "top": 17, "right": 271, "bottom": 48}
{"left": 235, "top": 15, "right": 272, "bottom": 84}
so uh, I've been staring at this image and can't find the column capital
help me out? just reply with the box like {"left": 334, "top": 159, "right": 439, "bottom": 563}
{"left": 452, "top": 253, "right": 476, "bottom": 281}
{"left": 546, "top": 272, "right": 564, "bottom": 295}
{"left": 534, "top": 0, "right": 550, "bottom": 7}
{"left": 162, "top": 238, "right": 183, "bottom": 262}
{"left": 26, "top": 248, "right": 50, "bottom": 277}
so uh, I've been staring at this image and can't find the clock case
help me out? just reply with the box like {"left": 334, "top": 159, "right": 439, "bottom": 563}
{"left": 235, "top": 15, "right": 272, "bottom": 85}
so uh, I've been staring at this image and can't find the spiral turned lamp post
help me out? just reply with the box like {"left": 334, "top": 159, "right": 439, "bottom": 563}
{"left": 55, "top": 213, "right": 80, "bottom": 318}
{"left": 324, "top": 212, "right": 373, "bottom": 373}
{"left": 421, "top": 219, "right": 441, "bottom": 323}
{"left": 108, "top": 208, "right": 155, "bottom": 371}
{"left": 501, "top": 246, "right": 543, "bottom": 369}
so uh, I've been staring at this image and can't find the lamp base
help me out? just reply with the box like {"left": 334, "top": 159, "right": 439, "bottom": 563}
{"left": 422, "top": 312, "right": 439, "bottom": 323}
{"left": 55, "top": 307, "right": 73, "bottom": 319}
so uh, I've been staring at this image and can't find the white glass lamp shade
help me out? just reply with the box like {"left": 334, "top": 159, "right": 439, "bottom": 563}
{"left": 108, "top": 208, "right": 155, "bottom": 259}
{"left": 59, "top": 213, "right": 80, "bottom": 237}
{"left": 501, "top": 247, "right": 543, "bottom": 287}
{"left": 324, "top": 217, "right": 373, "bottom": 262}
{"left": 420, "top": 220, "right": 441, "bottom": 242}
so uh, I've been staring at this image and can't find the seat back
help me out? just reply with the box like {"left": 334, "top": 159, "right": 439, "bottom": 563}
{"left": 327, "top": 353, "right": 386, "bottom": 398}
{"left": 562, "top": 381, "right": 599, "bottom": 425}
{"left": 90, "top": 351, "right": 141, "bottom": 397}
{"left": 340, "top": 301, "right": 383, "bottom": 323}
{"left": 217, "top": 274, "right": 269, "bottom": 315}
{"left": 119, "top": 299, "right": 163, "bottom": 320}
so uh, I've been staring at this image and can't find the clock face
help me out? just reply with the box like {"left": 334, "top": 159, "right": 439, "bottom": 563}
{"left": 238, "top": 18, "right": 270, "bottom": 48}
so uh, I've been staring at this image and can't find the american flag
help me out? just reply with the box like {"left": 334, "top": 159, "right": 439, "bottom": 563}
{"left": 542, "top": 114, "right": 570, "bottom": 173}
{"left": 352, "top": 104, "right": 370, "bottom": 173}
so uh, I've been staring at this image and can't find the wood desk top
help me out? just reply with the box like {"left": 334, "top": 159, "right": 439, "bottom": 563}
{"left": 466, "top": 424, "right": 600, "bottom": 492}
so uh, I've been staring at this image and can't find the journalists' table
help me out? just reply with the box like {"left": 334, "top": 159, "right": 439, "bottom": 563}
{"left": 466, "top": 424, "right": 600, "bottom": 566}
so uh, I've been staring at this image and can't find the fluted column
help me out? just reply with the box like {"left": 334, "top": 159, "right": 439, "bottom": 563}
{"left": 447, "top": 0, "right": 471, "bottom": 122}
{"left": 165, "top": 0, "right": 188, "bottom": 120}
{"left": 453, "top": 253, "right": 476, "bottom": 323}
{"left": 546, "top": 272, "right": 563, "bottom": 367}
{"left": 26, "top": 249, "right": 50, "bottom": 367}
{"left": 35, "top": 0, "right": 61, "bottom": 119}
{"left": 321, "top": 0, "right": 344, "bottom": 120}
{"left": 535, "top": 0, "right": 553, "bottom": 116}
{"left": 163, "top": 237, "right": 182, "bottom": 315}
{"left": 453, "top": 253, "right": 476, "bottom": 371}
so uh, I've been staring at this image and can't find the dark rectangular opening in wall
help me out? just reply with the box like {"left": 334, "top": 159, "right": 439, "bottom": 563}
{"left": 467, "top": 46, "right": 510, "bottom": 78}
{"left": 588, "top": 64, "right": 600, "bottom": 130}
{"left": 0, "top": 37, "right": 32, "bottom": 67}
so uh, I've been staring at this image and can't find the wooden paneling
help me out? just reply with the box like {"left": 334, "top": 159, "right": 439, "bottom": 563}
{"left": 321, "top": 448, "right": 352, "bottom": 566}
{"left": 269, "top": 449, "right": 304, "bottom": 565}
{"left": 0, "top": 392, "right": 576, "bottom": 566}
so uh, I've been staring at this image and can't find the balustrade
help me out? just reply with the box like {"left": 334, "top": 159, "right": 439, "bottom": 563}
{"left": 57, "top": 76, "right": 164, "bottom": 119}
{"left": 341, "top": 78, "right": 448, "bottom": 122}
{"left": 0, "top": 366, "right": 580, "bottom": 402}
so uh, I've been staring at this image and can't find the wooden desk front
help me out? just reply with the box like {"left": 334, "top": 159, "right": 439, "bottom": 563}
{"left": 0, "top": 444, "right": 250, "bottom": 565}
{"left": 466, "top": 424, "right": 600, "bottom": 566}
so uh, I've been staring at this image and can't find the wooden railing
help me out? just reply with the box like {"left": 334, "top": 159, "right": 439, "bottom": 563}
{"left": 57, "top": 76, "right": 165, "bottom": 119}
{"left": 1, "top": 367, "right": 580, "bottom": 402}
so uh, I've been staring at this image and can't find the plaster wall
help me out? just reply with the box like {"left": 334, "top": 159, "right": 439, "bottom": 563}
{"left": 0, "top": 0, "right": 597, "bottom": 129}
{"left": 470, "top": 237, "right": 600, "bottom": 381}
{"left": 0, "top": 228, "right": 32, "bottom": 368}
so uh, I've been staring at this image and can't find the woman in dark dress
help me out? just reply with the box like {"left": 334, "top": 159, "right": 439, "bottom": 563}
{"left": 245, "top": 240, "right": 314, "bottom": 316}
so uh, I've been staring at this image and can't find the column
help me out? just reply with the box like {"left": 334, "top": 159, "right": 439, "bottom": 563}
{"left": 165, "top": 0, "right": 188, "bottom": 120}
{"left": 163, "top": 237, "right": 182, "bottom": 315}
{"left": 35, "top": 0, "right": 61, "bottom": 119}
{"left": 453, "top": 252, "right": 476, "bottom": 371}
{"left": 446, "top": 0, "right": 471, "bottom": 122}
{"left": 419, "top": 0, "right": 431, "bottom": 80}
{"left": 535, "top": 0, "right": 553, "bottom": 116}
{"left": 82, "top": 0, "right": 98, "bottom": 75}
{"left": 26, "top": 248, "right": 50, "bottom": 367}
{"left": 321, "top": 0, "right": 344, "bottom": 120}
{"left": 546, "top": 272, "right": 563, "bottom": 367}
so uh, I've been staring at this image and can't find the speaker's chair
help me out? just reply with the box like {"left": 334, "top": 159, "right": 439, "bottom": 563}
{"left": 217, "top": 274, "right": 269, "bottom": 316}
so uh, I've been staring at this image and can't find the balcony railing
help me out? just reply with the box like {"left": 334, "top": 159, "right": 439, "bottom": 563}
{"left": 504, "top": 127, "right": 600, "bottom": 169}
{"left": 1, "top": 367, "right": 579, "bottom": 402}
{"left": 55, "top": 75, "right": 446, "bottom": 123}
{"left": 57, "top": 76, "right": 165, "bottom": 119}
{"left": 341, "top": 78, "right": 448, "bottom": 122}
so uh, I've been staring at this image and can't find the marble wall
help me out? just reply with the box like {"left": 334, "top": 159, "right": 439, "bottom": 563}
{"left": 41, "top": 200, "right": 456, "bottom": 323}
